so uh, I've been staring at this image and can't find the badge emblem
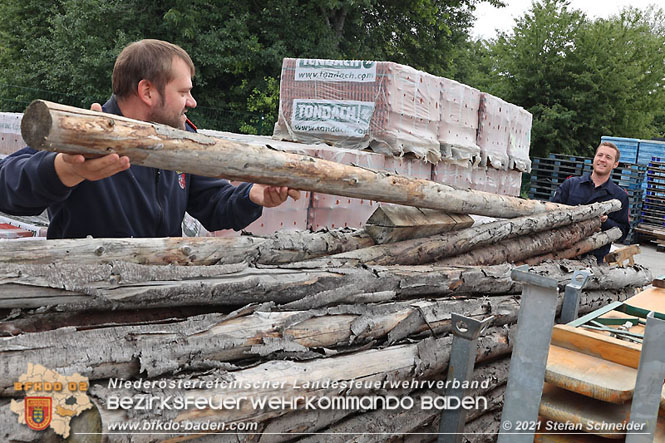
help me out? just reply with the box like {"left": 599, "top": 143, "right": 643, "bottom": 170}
{"left": 25, "top": 397, "right": 52, "bottom": 431}
{"left": 177, "top": 172, "right": 186, "bottom": 190}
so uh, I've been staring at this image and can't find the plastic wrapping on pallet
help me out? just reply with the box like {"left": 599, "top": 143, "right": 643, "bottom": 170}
{"left": 477, "top": 93, "right": 511, "bottom": 170}
{"left": 431, "top": 161, "right": 521, "bottom": 196}
{"left": 431, "top": 161, "right": 472, "bottom": 190}
{"left": 0, "top": 112, "right": 25, "bottom": 156}
{"left": 198, "top": 131, "right": 317, "bottom": 238}
{"left": 274, "top": 58, "right": 441, "bottom": 163}
{"left": 438, "top": 78, "right": 481, "bottom": 165}
{"left": 507, "top": 105, "right": 532, "bottom": 173}
{"left": 308, "top": 146, "right": 386, "bottom": 230}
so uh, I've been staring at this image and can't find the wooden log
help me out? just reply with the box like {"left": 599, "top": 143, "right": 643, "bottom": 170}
{"left": 21, "top": 100, "right": 566, "bottom": 218}
{"left": 0, "top": 327, "right": 512, "bottom": 441}
{"left": 82, "top": 326, "right": 513, "bottom": 439}
{"left": 521, "top": 227, "right": 622, "bottom": 265}
{"left": 252, "top": 358, "right": 510, "bottom": 443}
{"left": 0, "top": 259, "right": 651, "bottom": 312}
{"left": 435, "top": 218, "right": 601, "bottom": 266}
{"left": 364, "top": 205, "right": 474, "bottom": 244}
{"left": 295, "top": 359, "right": 509, "bottom": 443}
{"left": 0, "top": 286, "right": 636, "bottom": 396}
{"left": 321, "top": 200, "right": 621, "bottom": 266}
{"left": 0, "top": 228, "right": 374, "bottom": 266}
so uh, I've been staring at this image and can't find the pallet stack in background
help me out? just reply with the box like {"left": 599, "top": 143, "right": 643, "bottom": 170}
{"left": 602, "top": 136, "right": 665, "bottom": 244}
{"left": 637, "top": 157, "right": 665, "bottom": 242}
{"left": 528, "top": 153, "right": 645, "bottom": 244}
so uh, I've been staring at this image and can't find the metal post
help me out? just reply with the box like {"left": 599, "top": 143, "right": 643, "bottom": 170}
{"left": 560, "top": 270, "right": 591, "bottom": 324}
{"left": 438, "top": 313, "right": 494, "bottom": 443}
{"left": 626, "top": 312, "right": 665, "bottom": 443}
{"left": 498, "top": 265, "right": 559, "bottom": 443}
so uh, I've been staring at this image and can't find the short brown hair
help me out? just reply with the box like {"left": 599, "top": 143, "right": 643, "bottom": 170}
{"left": 112, "top": 39, "right": 195, "bottom": 99}
{"left": 597, "top": 141, "right": 620, "bottom": 163}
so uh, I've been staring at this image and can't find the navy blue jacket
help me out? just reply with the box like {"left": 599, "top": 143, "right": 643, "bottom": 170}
{"left": 551, "top": 173, "right": 629, "bottom": 262}
{"left": 0, "top": 96, "right": 262, "bottom": 238}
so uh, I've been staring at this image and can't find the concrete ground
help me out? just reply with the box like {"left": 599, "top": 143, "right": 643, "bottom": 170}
{"left": 626, "top": 241, "right": 665, "bottom": 279}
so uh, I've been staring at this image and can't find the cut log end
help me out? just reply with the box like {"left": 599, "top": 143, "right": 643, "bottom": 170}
{"left": 21, "top": 100, "right": 52, "bottom": 149}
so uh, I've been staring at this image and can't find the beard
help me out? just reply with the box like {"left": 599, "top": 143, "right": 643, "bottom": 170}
{"left": 148, "top": 100, "right": 186, "bottom": 129}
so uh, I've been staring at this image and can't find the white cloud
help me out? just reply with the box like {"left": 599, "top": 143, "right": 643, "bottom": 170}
{"left": 472, "top": 0, "right": 659, "bottom": 40}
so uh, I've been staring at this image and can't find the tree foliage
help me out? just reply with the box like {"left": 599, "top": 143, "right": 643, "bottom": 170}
{"left": 0, "top": 0, "right": 495, "bottom": 132}
{"left": 461, "top": 0, "right": 665, "bottom": 157}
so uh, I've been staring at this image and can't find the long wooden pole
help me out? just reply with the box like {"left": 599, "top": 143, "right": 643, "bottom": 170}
{"left": 21, "top": 100, "right": 567, "bottom": 218}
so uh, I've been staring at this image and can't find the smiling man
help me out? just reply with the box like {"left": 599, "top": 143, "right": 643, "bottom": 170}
{"left": 0, "top": 39, "right": 299, "bottom": 238}
{"left": 551, "top": 142, "right": 630, "bottom": 263}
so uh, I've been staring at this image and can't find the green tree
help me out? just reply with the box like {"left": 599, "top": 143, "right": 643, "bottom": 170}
{"left": 479, "top": 0, "right": 665, "bottom": 158}
{"left": 0, "top": 0, "right": 500, "bottom": 133}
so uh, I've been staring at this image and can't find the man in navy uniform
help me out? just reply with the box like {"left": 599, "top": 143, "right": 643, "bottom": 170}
{"left": 551, "top": 141, "right": 629, "bottom": 263}
{"left": 0, "top": 39, "right": 299, "bottom": 238}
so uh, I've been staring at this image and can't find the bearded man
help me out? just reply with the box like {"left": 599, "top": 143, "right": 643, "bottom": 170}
{"left": 0, "top": 39, "right": 299, "bottom": 238}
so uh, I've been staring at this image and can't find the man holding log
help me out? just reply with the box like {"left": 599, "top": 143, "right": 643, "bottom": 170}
{"left": 0, "top": 39, "right": 299, "bottom": 239}
{"left": 551, "top": 141, "right": 629, "bottom": 262}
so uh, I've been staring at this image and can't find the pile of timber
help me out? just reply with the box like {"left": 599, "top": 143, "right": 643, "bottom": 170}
{"left": 0, "top": 101, "right": 653, "bottom": 441}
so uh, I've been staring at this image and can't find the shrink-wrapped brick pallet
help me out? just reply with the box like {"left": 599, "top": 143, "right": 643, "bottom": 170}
{"left": 508, "top": 105, "right": 533, "bottom": 172}
{"left": 0, "top": 112, "right": 25, "bottom": 156}
{"left": 477, "top": 93, "right": 532, "bottom": 173}
{"left": 438, "top": 77, "right": 481, "bottom": 165}
{"left": 274, "top": 58, "right": 442, "bottom": 163}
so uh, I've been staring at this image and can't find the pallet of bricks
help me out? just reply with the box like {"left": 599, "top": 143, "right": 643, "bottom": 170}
{"left": 636, "top": 156, "right": 665, "bottom": 247}
{"left": 529, "top": 153, "right": 645, "bottom": 244}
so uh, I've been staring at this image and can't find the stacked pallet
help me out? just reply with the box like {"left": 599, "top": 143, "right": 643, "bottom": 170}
{"left": 529, "top": 153, "right": 645, "bottom": 244}
{"left": 637, "top": 158, "right": 665, "bottom": 241}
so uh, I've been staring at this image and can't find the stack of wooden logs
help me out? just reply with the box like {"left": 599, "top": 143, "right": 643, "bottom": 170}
{"left": 0, "top": 102, "right": 653, "bottom": 442}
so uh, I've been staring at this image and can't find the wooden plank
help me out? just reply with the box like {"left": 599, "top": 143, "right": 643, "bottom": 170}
{"left": 550, "top": 325, "right": 642, "bottom": 369}
{"left": 545, "top": 345, "right": 636, "bottom": 403}
{"left": 623, "top": 286, "right": 665, "bottom": 318}
{"left": 539, "top": 383, "right": 631, "bottom": 439}
{"left": 605, "top": 244, "right": 641, "bottom": 267}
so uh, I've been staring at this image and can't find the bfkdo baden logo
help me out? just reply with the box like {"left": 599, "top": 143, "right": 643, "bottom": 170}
{"left": 11, "top": 363, "right": 92, "bottom": 438}
{"left": 25, "top": 397, "right": 52, "bottom": 431}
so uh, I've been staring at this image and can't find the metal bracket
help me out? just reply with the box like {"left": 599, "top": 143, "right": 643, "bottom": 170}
{"left": 626, "top": 312, "right": 665, "bottom": 442}
{"left": 498, "top": 266, "right": 560, "bottom": 442}
{"left": 438, "top": 314, "right": 494, "bottom": 442}
{"left": 560, "top": 270, "right": 591, "bottom": 324}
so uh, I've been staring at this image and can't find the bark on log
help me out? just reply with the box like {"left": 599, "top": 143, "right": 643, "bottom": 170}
{"left": 365, "top": 206, "right": 474, "bottom": 244}
{"left": 0, "top": 228, "right": 374, "bottom": 266}
{"left": 0, "top": 260, "right": 651, "bottom": 311}
{"left": 521, "top": 227, "right": 623, "bottom": 265}
{"left": 435, "top": 218, "right": 601, "bottom": 266}
{"left": 295, "top": 358, "right": 510, "bottom": 443}
{"left": 21, "top": 100, "right": 566, "bottom": 218}
{"left": 0, "top": 287, "right": 636, "bottom": 396}
{"left": 321, "top": 200, "right": 621, "bottom": 266}
{"left": 86, "top": 326, "right": 513, "bottom": 441}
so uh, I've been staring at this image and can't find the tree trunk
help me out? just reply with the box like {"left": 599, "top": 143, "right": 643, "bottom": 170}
{"left": 0, "top": 228, "right": 374, "bottom": 266}
{"left": 21, "top": 100, "right": 568, "bottom": 217}
{"left": 521, "top": 227, "right": 622, "bottom": 265}
{"left": 323, "top": 200, "right": 620, "bottom": 265}
{"left": 435, "top": 218, "right": 601, "bottom": 266}
{"left": 0, "top": 259, "right": 651, "bottom": 311}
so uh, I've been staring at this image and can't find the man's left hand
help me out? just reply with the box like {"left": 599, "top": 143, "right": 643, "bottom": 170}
{"left": 250, "top": 184, "right": 301, "bottom": 208}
